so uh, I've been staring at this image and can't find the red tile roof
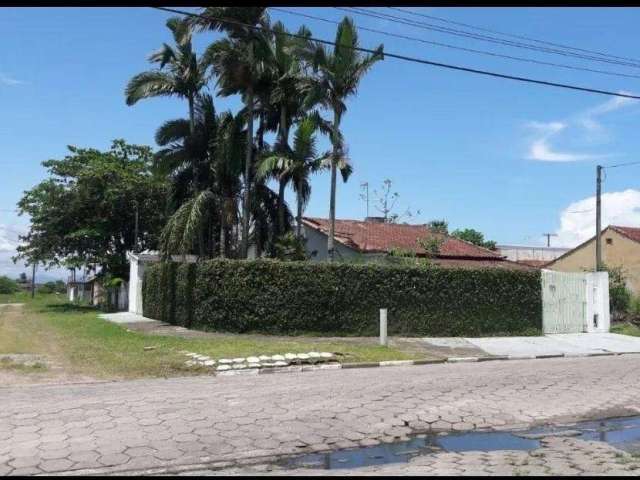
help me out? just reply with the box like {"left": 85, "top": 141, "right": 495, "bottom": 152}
{"left": 302, "top": 217, "right": 504, "bottom": 259}
{"left": 610, "top": 225, "right": 640, "bottom": 244}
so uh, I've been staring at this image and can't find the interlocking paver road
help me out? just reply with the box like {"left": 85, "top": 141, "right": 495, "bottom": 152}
{"left": 3, "top": 355, "right": 640, "bottom": 476}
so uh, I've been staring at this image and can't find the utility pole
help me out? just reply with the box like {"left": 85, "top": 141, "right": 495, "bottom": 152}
{"left": 30, "top": 262, "right": 36, "bottom": 299}
{"left": 542, "top": 233, "right": 557, "bottom": 247}
{"left": 595, "top": 164, "right": 603, "bottom": 271}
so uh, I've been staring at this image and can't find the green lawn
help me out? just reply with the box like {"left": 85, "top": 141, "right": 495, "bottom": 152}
{"left": 1, "top": 294, "right": 420, "bottom": 381}
{"left": 611, "top": 322, "right": 640, "bottom": 337}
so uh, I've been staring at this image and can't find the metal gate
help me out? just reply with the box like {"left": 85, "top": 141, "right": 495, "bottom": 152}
{"left": 542, "top": 270, "right": 587, "bottom": 334}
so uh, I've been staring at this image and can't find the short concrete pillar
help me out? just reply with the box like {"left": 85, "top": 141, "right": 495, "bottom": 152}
{"left": 379, "top": 308, "right": 388, "bottom": 346}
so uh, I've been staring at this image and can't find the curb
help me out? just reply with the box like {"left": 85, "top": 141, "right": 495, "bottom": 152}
{"left": 216, "top": 350, "right": 627, "bottom": 377}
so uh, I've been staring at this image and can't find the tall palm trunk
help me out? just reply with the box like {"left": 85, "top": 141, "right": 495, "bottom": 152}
{"left": 219, "top": 200, "right": 226, "bottom": 258}
{"left": 277, "top": 103, "right": 288, "bottom": 236}
{"left": 277, "top": 178, "right": 286, "bottom": 235}
{"left": 328, "top": 110, "right": 340, "bottom": 261}
{"left": 241, "top": 43, "right": 254, "bottom": 259}
{"left": 296, "top": 179, "right": 303, "bottom": 239}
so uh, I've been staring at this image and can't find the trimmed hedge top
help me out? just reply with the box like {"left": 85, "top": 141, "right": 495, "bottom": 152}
{"left": 143, "top": 259, "right": 542, "bottom": 337}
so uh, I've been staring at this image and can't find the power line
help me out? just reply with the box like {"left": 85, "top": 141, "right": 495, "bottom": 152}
{"left": 388, "top": 7, "right": 640, "bottom": 66}
{"left": 603, "top": 160, "right": 640, "bottom": 169}
{"left": 270, "top": 7, "right": 640, "bottom": 80}
{"left": 151, "top": 6, "right": 640, "bottom": 101}
{"left": 338, "top": 7, "right": 640, "bottom": 70}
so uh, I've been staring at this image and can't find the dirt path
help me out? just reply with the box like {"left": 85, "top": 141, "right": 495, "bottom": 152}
{"left": 0, "top": 303, "right": 96, "bottom": 386}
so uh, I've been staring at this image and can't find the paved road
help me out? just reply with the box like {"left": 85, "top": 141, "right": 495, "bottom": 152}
{"left": 3, "top": 355, "right": 640, "bottom": 476}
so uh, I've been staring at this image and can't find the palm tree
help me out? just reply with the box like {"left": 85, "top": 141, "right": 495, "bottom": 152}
{"left": 193, "top": 7, "right": 271, "bottom": 258}
{"left": 156, "top": 95, "right": 245, "bottom": 258}
{"left": 303, "top": 17, "right": 383, "bottom": 260}
{"left": 125, "top": 17, "right": 208, "bottom": 135}
{"left": 262, "top": 22, "right": 314, "bottom": 236}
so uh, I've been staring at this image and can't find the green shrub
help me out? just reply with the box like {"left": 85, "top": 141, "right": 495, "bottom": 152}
{"left": 37, "top": 280, "right": 66, "bottom": 294}
{"left": 142, "top": 263, "right": 163, "bottom": 321}
{"left": 0, "top": 276, "right": 19, "bottom": 294}
{"left": 144, "top": 259, "right": 542, "bottom": 336}
{"left": 604, "top": 265, "right": 632, "bottom": 318}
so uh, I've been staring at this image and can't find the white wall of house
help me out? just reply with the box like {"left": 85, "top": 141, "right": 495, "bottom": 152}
{"left": 302, "top": 225, "right": 363, "bottom": 262}
{"left": 498, "top": 245, "right": 569, "bottom": 262}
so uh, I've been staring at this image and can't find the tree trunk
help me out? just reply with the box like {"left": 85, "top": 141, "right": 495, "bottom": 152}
{"left": 327, "top": 110, "right": 340, "bottom": 261}
{"left": 241, "top": 44, "right": 254, "bottom": 259}
{"left": 277, "top": 103, "right": 289, "bottom": 237}
{"left": 278, "top": 178, "right": 286, "bottom": 236}
{"left": 296, "top": 178, "right": 303, "bottom": 239}
{"left": 219, "top": 201, "right": 226, "bottom": 258}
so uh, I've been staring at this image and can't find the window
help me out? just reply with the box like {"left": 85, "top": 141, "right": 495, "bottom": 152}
{"left": 606, "top": 238, "right": 613, "bottom": 245}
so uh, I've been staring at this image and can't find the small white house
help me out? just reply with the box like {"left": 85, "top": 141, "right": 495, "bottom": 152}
{"left": 127, "top": 251, "right": 198, "bottom": 316}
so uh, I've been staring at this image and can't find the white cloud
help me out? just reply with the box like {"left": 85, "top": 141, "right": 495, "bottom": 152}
{"left": 0, "top": 225, "right": 66, "bottom": 281}
{"left": 0, "top": 73, "right": 24, "bottom": 86}
{"left": 555, "top": 189, "right": 640, "bottom": 247}
{"left": 526, "top": 92, "right": 636, "bottom": 162}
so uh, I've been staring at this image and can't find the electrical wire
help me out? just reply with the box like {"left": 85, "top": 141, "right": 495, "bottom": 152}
{"left": 151, "top": 7, "right": 640, "bottom": 101}
{"left": 270, "top": 7, "right": 640, "bottom": 80}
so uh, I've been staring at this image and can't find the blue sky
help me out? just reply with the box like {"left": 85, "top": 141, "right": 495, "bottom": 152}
{"left": 2, "top": 7, "right": 640, "bottom": 278}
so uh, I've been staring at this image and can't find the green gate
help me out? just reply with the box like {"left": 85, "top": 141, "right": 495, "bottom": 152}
{"left": 542, "top": 270, "right": 587, "bottom": 334}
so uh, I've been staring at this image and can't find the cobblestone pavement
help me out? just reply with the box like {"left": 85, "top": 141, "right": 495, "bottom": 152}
{"left": 4, "top": 355, "right": 640, "bottom": 476}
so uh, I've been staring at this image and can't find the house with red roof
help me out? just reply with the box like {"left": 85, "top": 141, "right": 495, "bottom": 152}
{"left": 547, "top": 225, "right": 640, "bottom": 294}
{"left": 301, "top": 217, "right": 535, "bottom": 270}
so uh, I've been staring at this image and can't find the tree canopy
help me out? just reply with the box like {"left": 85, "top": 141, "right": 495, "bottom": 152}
{"left": 15, "top": 140, "right": 168, "bottom": 279}
{"left": 451, "top": 228, "right": 497, "bottom": 251}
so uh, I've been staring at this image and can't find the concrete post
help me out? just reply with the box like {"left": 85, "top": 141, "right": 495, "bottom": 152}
{"left": 380, "top": 308, "right": 388, "bottom": 346}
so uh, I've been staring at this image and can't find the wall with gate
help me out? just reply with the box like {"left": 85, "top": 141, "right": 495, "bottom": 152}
{"left": 541, "top": 269, "right": 609, "bottom": 334}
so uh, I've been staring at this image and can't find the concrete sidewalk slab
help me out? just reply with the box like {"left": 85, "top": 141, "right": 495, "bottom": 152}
{"left": 100, "top": 312, "right": 158, "bottom": 324}
{"left": 549, "top": 333, "right": 640, "bottom": 354}
{"left": 464, "top": 336, "right": 605, "bottom": 357}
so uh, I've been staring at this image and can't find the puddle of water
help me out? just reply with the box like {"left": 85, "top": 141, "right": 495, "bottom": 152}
{"left": 283, "top": 436, "right": 437, "bottom": 470}
{"left": 284, "top": 432, "right": 539, "bottom": 470}
{"left": 283, "top": 415, "right": 640, "bottom": 471}
{"left": 436, "top": 431, "right": 540, "bottom": 452}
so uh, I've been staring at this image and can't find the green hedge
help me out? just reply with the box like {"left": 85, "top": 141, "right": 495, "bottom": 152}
{"left": 143, "top": 259, "right": 542, "bottom": 336}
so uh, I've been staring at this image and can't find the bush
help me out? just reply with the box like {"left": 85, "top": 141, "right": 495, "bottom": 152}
{"left": 144, "top": 259, "right": 542, "bottom": 336}
{"left": 37, "top": 280, "right": 66, "bottom": 294}
{"left": 604, "top": 265, "right": 632, "bottom": 319}
{"left": 0, "top": 276, "right": 19, "bottom": 294}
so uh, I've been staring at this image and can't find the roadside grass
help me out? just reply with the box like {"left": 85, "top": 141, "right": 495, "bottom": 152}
{"left": 611, "top": 322, "right": 640, "bottom": 337}
{"left": 2, "top": 294, "right": 420, "bottom": 380}
{"left": 0, "top": 357, "right": 47, "bottom": 372}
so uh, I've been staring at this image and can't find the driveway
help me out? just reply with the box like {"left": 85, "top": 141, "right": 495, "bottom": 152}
{"left": 464, "top": 333, "right": 640, "bottom": 357}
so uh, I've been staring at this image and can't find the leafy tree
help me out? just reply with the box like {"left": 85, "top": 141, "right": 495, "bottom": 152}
{"left": 451, "top": 228, "right": 497, "bottom": 251}
{"left": 15, "top": 140, "right": 168, "bottom": 279}
{"left": 303, "top": 17, "right": 383, "bottom": 260}
{"left": 38, "top": 280, "right": 66, "bottom": 294}
{"left": 0, "top": 276, "right": 19, "bottom": 294}
{"left": 427, "top": 219, "right": 449, "bottom": 234}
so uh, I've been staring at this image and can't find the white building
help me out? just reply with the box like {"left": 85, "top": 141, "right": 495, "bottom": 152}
{"left": 497, "top": 244, "right": 570, "bottom": 267}
{"left": 127, "top": 251, "right": 198, "bottom": 316}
